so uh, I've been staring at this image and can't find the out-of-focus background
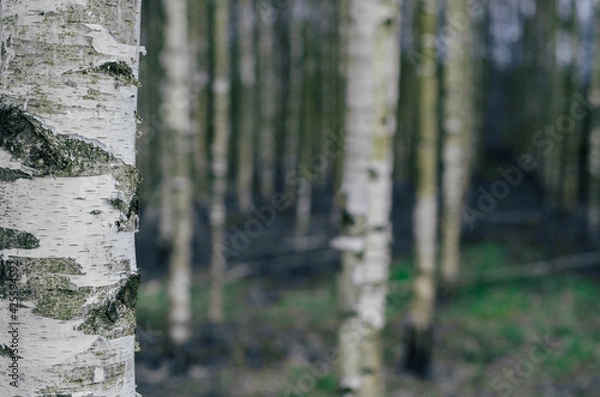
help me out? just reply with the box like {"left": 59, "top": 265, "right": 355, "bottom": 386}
{"left": 134, "top": 0, "right": 600, "bottom": 396}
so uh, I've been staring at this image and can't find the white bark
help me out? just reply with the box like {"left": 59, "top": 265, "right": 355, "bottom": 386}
{"left": 440, "top": 0, "right": 475, "bottom": 286}
{"left": 0, "top": 1, "right": 142, "bottom": 395}
{"left": 163, "top": 0, "right": 193, "bottom": 346}
{"left": 336, "top": 1, "right": 399, "bottom": 395}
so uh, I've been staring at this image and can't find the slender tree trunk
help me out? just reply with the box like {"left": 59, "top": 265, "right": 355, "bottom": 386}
{"left": 404, "top": 0, "right": 439, "bottom": 377}
{"left": 208, "top": 0, "right": 231, "bottom": 324}
{"left": 330, "top": 0, "right": 350, "bottom": 226}
{"left": 190, "top": 0, "right": 211, "bottom": 202}
{"left": 257, "top": 2, "right": 276, "bottom": 201}
{"left": 138, "top": 0, "right": 165, "bottom": 206}
{"left": 439, "top": 0, "right": 475, "bottom": 290}
{"left": 559, "top": 0, "right": 580, "bottom": 212}
{"left": 334, "top": 1, "right": 400, "bottom": 395}
{"left": 0, "top": 1, "right": 142, "bottom": 395}
{"left": 295, "top": 1, "right": 316, "bottom": 239}
{"left": 285, "top": 0, "right": 303, "bottom": 203}
{"left": 549, "top": 0, "right": 576, "bottom": 209}
{"left": 236, "top": 0, "right": 256, "bottom": 213}
{"left": 588, "top": 4, "right": 600, "bottom": 245}
{"left": 163, "top": 0, "right": 194, "bottom": 348}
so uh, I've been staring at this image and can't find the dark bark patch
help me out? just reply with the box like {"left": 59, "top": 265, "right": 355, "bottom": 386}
{"left": 0, "top": 106, "right": 112, "bottom": 177}
{"left": 0, "top": 167, "right": 31, "bottom": 182}
{"left": 92, "top": 61, "right": 141, "bottom": 87}
{"left": 0, "top": 227, "right": 40, "bottom": 250}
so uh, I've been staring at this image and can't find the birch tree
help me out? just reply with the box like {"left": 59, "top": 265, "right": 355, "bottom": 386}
{"left": 334, "top": 1, "right": 400, "bottom": 395}
{"left": 0, "top": 1, "right": 142, "bottom": 395}
{"left": 439, "top": 0, "right": 475, "bottom": 290}
{"left": 588, "top": 1, "right": 600, "bottom": 245}
{"left": 163, "top": 0, "right": 194, "bottom": 347}
{"left": 208, "top": 0, "right": 231, "bottom": 324}
{"left": 404, "top": 0, "right": 439, "bottom": 377}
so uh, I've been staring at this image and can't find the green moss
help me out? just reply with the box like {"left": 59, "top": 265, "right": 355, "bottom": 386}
{"left": 0, "top": 167, "right": 31, "bottom": 182}
{"left": 0, "top": 227, "right": 40, "bottom": 250}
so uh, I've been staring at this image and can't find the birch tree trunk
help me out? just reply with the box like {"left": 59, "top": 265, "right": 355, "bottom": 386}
{"left": 439, "top": 0, "right": 475, "bottom": 290}
{"left": 236, "top": 0, "right": 256, "bottom": 213}
{"left": 404, "top": 0, "right": 439, "bottom": 377}
{"left": 588, "top": 3, "right": 600, "bottom": 245}
{"left": 334, "top": 1, "right": 400, "bottom": 395}
{"left": 208, "top": 0, "right": 231, "bottom": 324}
{"left": 0, "top": 1, "right": 142, "bottom": 395}
{"left": 163, "top": 0, "right": 193, "bottom": 347}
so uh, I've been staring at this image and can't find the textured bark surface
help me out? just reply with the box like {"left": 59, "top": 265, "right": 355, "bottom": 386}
{"left": 440, "top": 0, "right": 475, "bottom": 288}
{"left": 0, "top": 1, "right": 142, "bottom": 395}
{"left": 208, "top": 0, "right": 230, "bottom": 324}
{"left": 163, "top": 0, "right": 193, "bottom": 347}
{"left": 405, "top": 0, "right": 439, "bottom": 377}
{"left": 335, "top": 1, "right": 399, "bottom": 395}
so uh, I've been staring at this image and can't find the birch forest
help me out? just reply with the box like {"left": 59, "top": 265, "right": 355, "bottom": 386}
{"left": 1, "top": 0, "right": 600, "bottom": 396}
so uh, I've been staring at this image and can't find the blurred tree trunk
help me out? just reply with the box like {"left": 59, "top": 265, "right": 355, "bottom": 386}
{"left": 163, "top": 0, "right": 194, "bottom": 347}
{"left": 236, "top": 0, "right": 257, "bottom": 212}
{"left": 208, "top": 0, "right": 231, "bottom": 324}
{"left": 295, "top": 0, "right": 317, "bottom": 238}
{"left": 404, "top": 0, "right": 439, "bottom": 377}
{"left": 560, "top": 0, "right": 581, "bottom": 212}
{"left": 285, "top": 0, "right": 303, "bottom": 203}
{"left": 257, "top": 2, "right": 276, "bottom": 201}
{"left": 439, "top": 0, "right": 475, "bottom": 290}
{"left": 334, "top": 1, "right": 400, "bottom": 395}
{"left": 549, "top": 0, "right": 577, "bottom": 210}
{"left": 139, "top": 0, "right": 165, "bottom": 206}
{"left": 0, "top": 1, "right": 141, "bottom": 394}
{"left": 394, "top": 0, "right": 416, "bottom": 184}
{"left": 190, "top": 0, "right": 211, "bottom": 202}
{"left": 588, "top": 4, "right": 600, "bottom": 245}
{"left": 275, "top": 3, "right": 291, "bottom": 195}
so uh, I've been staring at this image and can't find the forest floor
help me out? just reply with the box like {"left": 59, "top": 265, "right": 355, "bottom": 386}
{"left": 135, "top": 241, "right": 600, "bottom": 397}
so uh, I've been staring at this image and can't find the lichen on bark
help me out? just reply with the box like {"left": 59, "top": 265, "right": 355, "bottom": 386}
{"left": 0, "top": 167, "right": 32, "bottom": 182}
{"left": 0, "top": 257, "right": 139, "bottom": 338}
{"left": 92, "top": 61, "right": 142, "bottom": 87}
{"left": 77, "top": 273, "right": 140, "bottom": 338}
{"left": 0, "top": 227, "right": 40, "bottom": 250}
{"left": 0, "top": 105, "right": 141, "bottom": 231}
